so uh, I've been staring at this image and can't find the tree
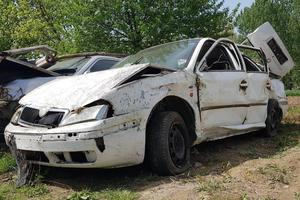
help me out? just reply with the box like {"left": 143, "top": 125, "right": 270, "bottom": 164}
{"left": 235, "top": 0, "right": 300, "bottom": 89}
{"left": 73, "top": 0, "right": 234, "bottom": 53}
{"left": 0, "top": 0, "right": 76, "bottom": 53}
{"left": 0, "top": 0, "right": 234, "bottom": 55}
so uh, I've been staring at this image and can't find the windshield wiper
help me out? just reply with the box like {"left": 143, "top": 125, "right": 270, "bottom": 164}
{"left": 131, "top": 56, "right": 143, "bottom": 65}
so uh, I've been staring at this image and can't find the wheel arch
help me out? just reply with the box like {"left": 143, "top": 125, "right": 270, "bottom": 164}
{"left": 146, "top": 95, "right": 197, "bottom": 145}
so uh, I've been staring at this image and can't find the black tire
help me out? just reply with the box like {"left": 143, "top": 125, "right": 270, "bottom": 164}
{"left": 264, "top": 99, "right": 282, "bottom": 137}
{"left": 146, "top": 111, "right": 191, "bottom": 175}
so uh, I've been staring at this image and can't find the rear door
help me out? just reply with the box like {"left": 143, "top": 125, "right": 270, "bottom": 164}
{"left": 240, "top": 47, "right": 269, "bottom": 125}
{"left": 247, "top": 22, "right": 295, "bottom": 78}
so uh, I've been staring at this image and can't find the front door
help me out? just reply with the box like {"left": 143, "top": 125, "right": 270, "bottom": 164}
{"left": 196, "top": 41, "right": 248, "bottom": 139}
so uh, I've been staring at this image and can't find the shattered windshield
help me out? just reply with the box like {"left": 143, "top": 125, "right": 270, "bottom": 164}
{"left": 113, "top": 39, "right": 200, "bottom": 70}
{"left": 47, "top": 57, "right": 91, "bottom": 75}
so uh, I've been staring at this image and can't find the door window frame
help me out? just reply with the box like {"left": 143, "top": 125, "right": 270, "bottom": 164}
{"left": 195, "top": 38, "right": 246, "bottom": 73}
{"left": 237, "top": 44, "right": 268, "bottom": 74}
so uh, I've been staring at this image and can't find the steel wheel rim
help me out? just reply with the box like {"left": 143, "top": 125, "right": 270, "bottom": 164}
{"left": 169, "top": 123, "right": 186, "bottom": 168}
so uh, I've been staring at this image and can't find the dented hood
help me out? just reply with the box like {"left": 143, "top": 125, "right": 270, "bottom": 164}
{"left": 20, "top": 64, "right": 151, "bottom": 110}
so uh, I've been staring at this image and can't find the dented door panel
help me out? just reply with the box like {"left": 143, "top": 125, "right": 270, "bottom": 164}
{"left": 244, "top": 73, "right": 269, "bottom": 124}
{"left": 198, "top": 71, "right": 248, "bottom": 135}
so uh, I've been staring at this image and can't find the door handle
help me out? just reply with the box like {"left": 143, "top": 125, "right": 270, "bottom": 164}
{"left": 239, "top": 80, "right": 248, "bottom": 90}
{"left": 266, "top": 82, "right": 272, "bottom": 90}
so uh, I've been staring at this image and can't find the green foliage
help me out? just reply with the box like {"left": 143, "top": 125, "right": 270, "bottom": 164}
{"left": 235, "top": 0, "right": 300, "bottom": 89}
{"left": 286, "top": 90, "right": 300, "bottom": 97}
{"left": 74, "top": 0, "right": 234, "bottom": 54}
{"left": 0, "top": 0, "right": 234, "bottom": 55}
{"left": 0, "top": 153, "right": 16, "bottom": 174}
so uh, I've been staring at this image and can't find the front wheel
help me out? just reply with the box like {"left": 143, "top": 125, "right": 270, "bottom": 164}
{"left": 146, "top": 111, "right": 191, "bottom": 175}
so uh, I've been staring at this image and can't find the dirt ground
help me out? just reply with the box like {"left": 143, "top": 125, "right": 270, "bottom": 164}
{"left": 0, "top": 97, "right": 299, "bottom": 200}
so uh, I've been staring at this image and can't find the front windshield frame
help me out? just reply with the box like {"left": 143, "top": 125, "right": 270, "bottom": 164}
{"left": 113, "top": 39, "right": 200, "bottom": 70}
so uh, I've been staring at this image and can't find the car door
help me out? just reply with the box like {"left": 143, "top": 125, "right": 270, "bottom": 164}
{"left": 240, "top": 47, "right": 269, "bottom": 126}
{"left": 195, "top": 39, "right": 248, "bottom": 139}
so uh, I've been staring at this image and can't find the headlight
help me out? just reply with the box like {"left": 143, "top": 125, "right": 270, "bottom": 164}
{"left": 60, "top": 105, "right": 109, "bottom": 126}
{"left": 10, "top": 107, "right": 23, "bottom": 125}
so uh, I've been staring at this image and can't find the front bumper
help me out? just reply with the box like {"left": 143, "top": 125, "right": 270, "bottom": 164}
{"left": 5, "top": 110, "right": 149, "bottom": 168}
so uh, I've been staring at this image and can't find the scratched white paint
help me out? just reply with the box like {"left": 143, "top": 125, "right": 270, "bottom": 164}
{"left": 20, "top": 64, "right": 149, "bottom": 110}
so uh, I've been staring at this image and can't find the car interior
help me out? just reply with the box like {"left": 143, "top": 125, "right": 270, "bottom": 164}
{"left": 197, "top": 41, "right": 237, "bottom": 71}
{"left": 197, "top": 41, "right": 266, "bottom": 72}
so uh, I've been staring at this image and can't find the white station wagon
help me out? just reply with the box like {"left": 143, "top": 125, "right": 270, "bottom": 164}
{"left": 5, "top": 22, "right": 294, "bottom": 181}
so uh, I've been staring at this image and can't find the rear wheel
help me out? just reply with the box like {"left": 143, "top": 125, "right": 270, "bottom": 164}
{"left": 146, "top": 111, "right": 190, "bottom": 175}
{"left": 264, "top": 99, "right": 282, "bottom": 137}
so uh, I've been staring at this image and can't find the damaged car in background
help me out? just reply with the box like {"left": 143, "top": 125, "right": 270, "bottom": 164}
{"left": 0, "top": 46, "right": 123, "bottom": 138}
{"left": 4, "top": 22, "right": 294, "bottom": 186}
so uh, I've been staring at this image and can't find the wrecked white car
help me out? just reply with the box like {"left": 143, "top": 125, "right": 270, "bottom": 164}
{"left": 4, "top": 22, "right": 294, "bottom": 183}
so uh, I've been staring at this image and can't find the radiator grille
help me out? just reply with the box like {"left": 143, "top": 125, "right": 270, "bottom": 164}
{"left": 19, "top": 107, "right": 65, "bottom": 128}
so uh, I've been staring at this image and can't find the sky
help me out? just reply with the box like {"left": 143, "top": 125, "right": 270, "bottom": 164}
{"left": 223, "top": 0, "right": 255, "bottom": 11}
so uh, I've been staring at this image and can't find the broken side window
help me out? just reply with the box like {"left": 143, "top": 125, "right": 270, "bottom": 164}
{"left": 203, "top": 44, "right": 238, "bottom": 71}
{"left": 239, "top": 47, "right": 267, "bottom": 72}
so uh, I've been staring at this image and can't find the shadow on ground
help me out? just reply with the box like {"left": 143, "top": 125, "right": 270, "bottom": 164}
{"left": 40, "top": 123, "right": 300, "bottom": 193}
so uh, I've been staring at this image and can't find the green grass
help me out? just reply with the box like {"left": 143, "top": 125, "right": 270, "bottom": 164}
{"left": 0, "top": 153, "right": 16, "bottom": 174}
{"left": 286, "top": 90, "right": 300, "bottom": 96}
{"left": 287, "top": 106, "right": 300, "bottom": 114}
{"left": 258, "top": 164, "right": 290, "bottom": 184}
{"left": 0, "top": 182, "right": 138, "bottom": 200}
{"left": 240, "top": 193, "right": 250, "bottom": 200}
{"left": 67, "top": 190, "right": 97, "bottom": 200}
{"left": 67, "top": 189, "right": 138, "bottom": 200}
{"left": 197, "top": 178, "right": 224, "bottom": 193}
{"left": 0, "top": 182, "right": 49, "bottom": 200}
{"left": 294, "top": 192, "right": 300, "bottom": 200}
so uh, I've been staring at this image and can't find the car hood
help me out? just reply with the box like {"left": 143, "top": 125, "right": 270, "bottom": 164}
{"left": 20, "top": 64, "right": 155, "bottom": 110}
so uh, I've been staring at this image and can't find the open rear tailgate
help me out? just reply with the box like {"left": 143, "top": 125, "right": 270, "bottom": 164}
{"left": 0, "top": 55, "right": 58, "bottom": 85}
{"left": 247, "top": 22, "right": 295, "bottom": 78}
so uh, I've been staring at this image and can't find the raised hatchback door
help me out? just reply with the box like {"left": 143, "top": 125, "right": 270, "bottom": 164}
{"left": 247, "top": 22, "right": 295, "bottom": 78}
